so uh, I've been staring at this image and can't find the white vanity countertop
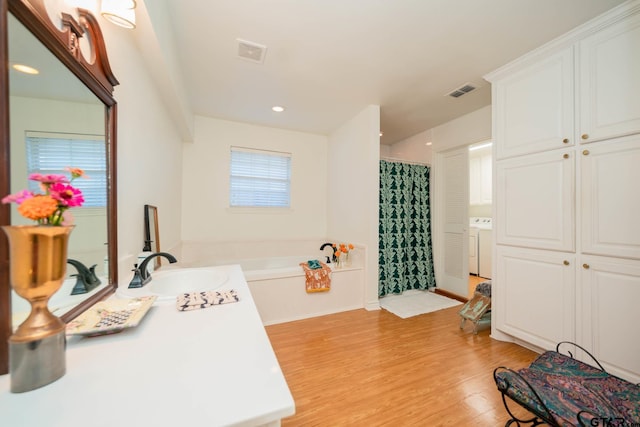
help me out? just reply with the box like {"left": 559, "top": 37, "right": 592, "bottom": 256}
{"left": 0, "top": 264, "right": 295, "bottom": 427}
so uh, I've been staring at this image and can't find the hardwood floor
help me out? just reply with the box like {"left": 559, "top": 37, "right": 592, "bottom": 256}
{"left": 266, "top": 305, "right": 537, "bottom": 426}
{"left": 468, "top": 275, "right": 490, "bottom": 299}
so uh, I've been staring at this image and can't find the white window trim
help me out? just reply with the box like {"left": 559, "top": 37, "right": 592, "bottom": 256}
{"left": 229, "top": 146, "right": 292, "bottom": 209}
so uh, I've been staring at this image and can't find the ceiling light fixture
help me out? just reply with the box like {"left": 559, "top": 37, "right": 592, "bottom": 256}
{"left": 469, "top": 142, "right": 492, "bottom": 151}
{"left": 101, "top": 0, "right": 137, "bottom": 29}
{"left": 379, "top": 131, "right": 384, "bottom": 137}
{"left": 12, "top": 64, "right": 39, "bottom": 75}
{"left": 272, "top": 106, "right": 285, "bottom": 112}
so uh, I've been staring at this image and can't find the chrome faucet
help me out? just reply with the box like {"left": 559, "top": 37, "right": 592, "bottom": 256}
{"left": 128, "top": 252, "right": 178, "bottom": 288}
{"left": 319, "top": 242, "right": 336, "bottom": 263}
{"left": 67, "top": 259, "right": 102, "bottom": 295}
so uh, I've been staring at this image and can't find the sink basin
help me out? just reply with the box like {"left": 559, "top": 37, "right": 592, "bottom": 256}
{"left": 149, "top": 267, "right": 228, "bottom": 300}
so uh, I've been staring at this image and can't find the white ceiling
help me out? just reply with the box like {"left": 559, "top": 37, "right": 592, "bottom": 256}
{"left": 154, "top": 0, "right": 625, "bottom": 145}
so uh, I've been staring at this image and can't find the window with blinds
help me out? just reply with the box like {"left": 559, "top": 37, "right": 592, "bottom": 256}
{"left": 26, "top": 132, "right": 107, "bottom": 208}
{"left": 230, "top": 147, "right": 291, "bottom": 208}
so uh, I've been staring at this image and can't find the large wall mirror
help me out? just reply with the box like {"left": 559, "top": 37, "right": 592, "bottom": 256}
{"left": 0, "top": 0, "right": 119, "bottom": 374}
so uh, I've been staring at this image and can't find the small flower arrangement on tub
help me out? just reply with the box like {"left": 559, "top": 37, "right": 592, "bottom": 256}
{"left": 332, "top": 242, "right": 354, "bottom": 268}
{"left": 2, "top": 167, "right": 86, "bottom": 225}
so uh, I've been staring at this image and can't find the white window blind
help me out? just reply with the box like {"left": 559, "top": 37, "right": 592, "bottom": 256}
{"left": 26, "top": 132, "right": 107, "bottom": 208}
{"left": 230, "top": 147, "right": 291, "bottom": 207}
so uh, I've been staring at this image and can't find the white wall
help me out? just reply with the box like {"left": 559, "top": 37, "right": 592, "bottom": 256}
{"left": 432, "top": 105, "right": 491, "bottom": 152}
{"left": 181, "top": 116, "right": 328, "bottom": 242}
{"left": 385, "top": 129, "right": 433, "bottom": 164}
{"left": 101, "top": 21, "right": 184, "bottom": 283}
{"left": 328, "top": 105, "right": 380, "bottom": 309}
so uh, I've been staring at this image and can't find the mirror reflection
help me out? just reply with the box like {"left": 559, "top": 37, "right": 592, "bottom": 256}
{"left": 7, "top": 14, "right": 109, "bottom": 326}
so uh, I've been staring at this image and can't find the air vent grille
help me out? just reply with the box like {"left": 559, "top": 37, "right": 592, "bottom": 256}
{"left": 237, "top": 39, "right": 267, "bottom": 64}
{"left": 446, "top": 83, "right": 476, "bottom": 98}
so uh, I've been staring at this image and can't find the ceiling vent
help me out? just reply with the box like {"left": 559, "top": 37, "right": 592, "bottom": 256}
{"left": 237, "top": 39, "right": 267, "bottom": 64}
{"left": 446, "top": 83, "right": 476, "bottom": 98}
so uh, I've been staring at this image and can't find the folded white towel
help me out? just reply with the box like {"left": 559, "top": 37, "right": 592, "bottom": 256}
{"left": 176, "top": 289, "right": 239, "bottom": 311}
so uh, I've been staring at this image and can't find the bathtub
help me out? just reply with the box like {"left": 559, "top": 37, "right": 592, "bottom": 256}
{"left": 211, "top": 255, "right": 337, "bottom": 280}
{"left": 178, "top": 250, "right": 365, "bottom": 325}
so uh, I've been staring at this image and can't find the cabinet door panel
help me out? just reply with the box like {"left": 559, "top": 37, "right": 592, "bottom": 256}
{"left": 496, "top": 150, "right": 574, "bottom": 251}
{"left": 480, "top": 153, "right": 492, "bottom": 204}
{"left": 581, "top": 136, "right": 640, "bottom": 259}
{"left": 469, "top": 156, "right": 482, "bottom": 205}
{"left": 580, "top": 255, "right": 640, "bottom": 383}
{"left": 496, "top": 48, "right": 574, "bottom": 159}
{"left": 496, "top": 246, "right": 575, "bottom": 350}
{"left": 579, "top": 13, "right": 640, "bottom": 143}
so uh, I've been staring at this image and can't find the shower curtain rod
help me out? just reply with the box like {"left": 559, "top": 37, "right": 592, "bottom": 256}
{"left": 380, "top": 156, "right": 431, "bottom": 167}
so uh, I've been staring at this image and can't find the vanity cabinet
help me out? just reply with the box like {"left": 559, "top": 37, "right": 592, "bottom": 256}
{"left": 580, "top": 136, "right": 640, "bottom": 260}
{"left": 494, "top": 47, "right": 574, "bottom": 160}
{"left": 578, "top": 12, "right": 640, "bottom": 144}
{"left": 495, "top": 148, "right": 574, "bottom": 252}
{"left": 486, "top": 1, "right": 640, "bottom": 383}
{"left": 579, "top": 255, "right": 640, "bottom": 382}
{"left": 495, "top": 246, "right": 576, "bottom": 351}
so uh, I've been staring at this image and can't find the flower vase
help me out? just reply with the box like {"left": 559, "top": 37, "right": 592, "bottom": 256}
{"left": 1, "top": 225, "right": 73, "bottom": 393}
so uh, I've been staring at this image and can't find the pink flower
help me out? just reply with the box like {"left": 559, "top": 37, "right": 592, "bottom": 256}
{"left": 3, "top": 167, "right": 86, "bottom": 225}
{"left": 50, "top": 183, "right": 84, "bottom": 207}
{"left": 1, "top": 190, "right": 33, "bottom": 204}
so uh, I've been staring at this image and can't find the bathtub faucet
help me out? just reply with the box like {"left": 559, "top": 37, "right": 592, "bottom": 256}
{"left": 319, "top": 242, "right": 335, "bottom": 263}
{"left": 67, "top": 259, "right": 102, "bottom": 295}
{"left": 129, "top": 252, "right": 178, "bottom": 288}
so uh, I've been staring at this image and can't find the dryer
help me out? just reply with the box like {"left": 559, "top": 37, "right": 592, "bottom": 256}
{"left": 470, "top": 217, "right": 492, "bottom": 278}
{"left": 469, "top": 226, "right": 478, "bottom": 275}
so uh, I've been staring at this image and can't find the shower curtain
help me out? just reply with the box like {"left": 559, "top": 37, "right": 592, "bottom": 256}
{"left": 379, "top": 160, "right": 436, "bottom": 297}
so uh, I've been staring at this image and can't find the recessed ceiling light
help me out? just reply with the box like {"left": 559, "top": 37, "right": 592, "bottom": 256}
{"left": 12, "top": 64, "right": 39, "bottom": 75}
{"left": 425, "top": 142, "right": 432, "bottom": 146}
{"left": 272, "top": 106, "right": 285, "bottom": 112}
{"left": 379, "top": 131, "right": 384, "bottom": 137}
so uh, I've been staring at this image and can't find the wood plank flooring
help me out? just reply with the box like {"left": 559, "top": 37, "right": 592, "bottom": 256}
{"left": 469, "top": 275, "right": 490, "bottom": 299}
{"left": 266, "top": 305, "right": 536, "bottom": 426}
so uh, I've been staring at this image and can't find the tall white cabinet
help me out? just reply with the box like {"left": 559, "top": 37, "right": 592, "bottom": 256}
{"left": 485, "top": 1, "right": 640, "bottom": 383}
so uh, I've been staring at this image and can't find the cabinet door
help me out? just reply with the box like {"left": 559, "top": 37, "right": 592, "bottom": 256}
{"left": 496, "top": 149, "right": 574, "bottom": 251}
{"left": 495, "top": 246, "right": 575, "bottom": 350}
{"left": 581, "top": 135, "right": 640, "bottom": 260}
{"left": 579, "top": 255, "right": 640, "bottom": 383}
{"left": 495, "top": 48, "right": 574, "bottom": 159}
{"left": 578, "top": 13, "right": 640, "bottom": 144}
{"left": 480, "top": 153, "right": 492, "bottom": 204}
{"left": 469, "top": 156, "right": 482, "bottom": 205}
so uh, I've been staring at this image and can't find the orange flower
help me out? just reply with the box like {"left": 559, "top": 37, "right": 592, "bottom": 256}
{"left": 65, "top": 167, "right": 86, "bottom": 179}
{"left": 348, "top": 243, "right": 354, "bottom": 250}
{"left": 341, "top": 248, "right": 348, "bottom": 254}
{"left": 17, "top": 195, "right": 58, "bottom": 221}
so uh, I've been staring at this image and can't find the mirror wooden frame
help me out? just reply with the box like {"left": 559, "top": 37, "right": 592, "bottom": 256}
{"left": 0, "top": 0, "right": 119, "bottom": 375}
{"left": 144, "top": 205, "right": 161, "bottom": 269}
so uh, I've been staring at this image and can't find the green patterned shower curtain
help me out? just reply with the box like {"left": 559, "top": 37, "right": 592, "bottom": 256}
{"left": 379, "top": 160, "right": 436, "bottom": 297}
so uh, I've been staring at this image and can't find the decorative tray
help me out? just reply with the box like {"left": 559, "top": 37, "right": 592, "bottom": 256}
{"left": 66, "top": 296, "right": 157, "bottom": 337}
